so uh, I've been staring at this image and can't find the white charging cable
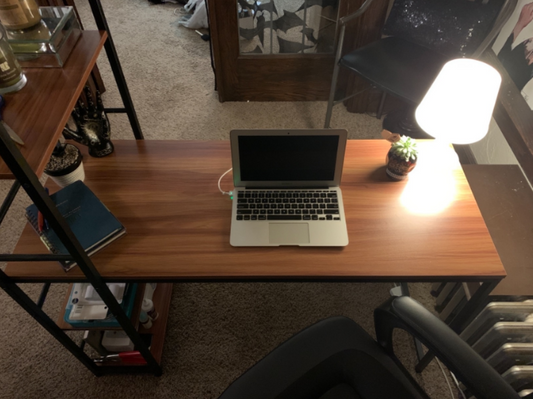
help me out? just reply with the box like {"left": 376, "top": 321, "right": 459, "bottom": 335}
{"left": 218, "top": 168, "right": 233, "bottom": 197}
{"left": 436, "top": 358, "right": 457, "bottom": 399}
{"left": 450, "top": 369, "right": 467, "bottom": 399}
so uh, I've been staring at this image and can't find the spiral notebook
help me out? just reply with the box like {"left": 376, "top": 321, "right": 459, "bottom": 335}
{"left": 25, "top": 181, "right": 126, "bottom": 271}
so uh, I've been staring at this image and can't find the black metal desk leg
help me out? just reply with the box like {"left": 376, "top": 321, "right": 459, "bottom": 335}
{"left": 88, "top": 0, "right": 144, "bottom": 140}
{"left": 415, "top": 280, "right": 498, "bottom": 373}
{"left": 0, "top": 269, "right": 102, "bottom": 376}
{"left": 0, "top": 181, "right": 20, "bottom": 224}
{"left": 447, "top": 281, "right": 498, "bottom": 332}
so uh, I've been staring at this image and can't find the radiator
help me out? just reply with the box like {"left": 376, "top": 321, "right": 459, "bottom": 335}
{"left": 456, "top": 300, "right": 533, "bottom": 397}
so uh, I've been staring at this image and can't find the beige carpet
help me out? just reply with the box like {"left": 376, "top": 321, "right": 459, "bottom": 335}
{"left": 0, "top": 1, "right": 455, "bottom": 398}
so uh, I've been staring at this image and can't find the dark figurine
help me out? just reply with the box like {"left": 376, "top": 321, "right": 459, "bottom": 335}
{"left": 63, "top": 86, "right": 114, "bottom": 158}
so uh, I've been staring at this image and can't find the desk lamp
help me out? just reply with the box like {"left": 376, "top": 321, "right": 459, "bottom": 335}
{"left": 401, "top": 59, "right": 501, "bottom": 214}
{"left": 415, "top": 58, "right": 502, "bottom": 145}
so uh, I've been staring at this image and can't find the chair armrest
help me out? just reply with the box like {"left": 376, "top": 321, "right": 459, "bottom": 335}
{"left": 339, "top": 0, "right": 377, "bottom": 25}
{"left": 374, "top": 296, "right": 520, "bottom": 399}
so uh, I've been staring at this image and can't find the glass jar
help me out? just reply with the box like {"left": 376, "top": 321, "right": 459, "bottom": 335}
{"left": 0, "top": 0, "right": 41, "bottom": 30}
{"left": 0, "top": 23, "right": 26, "bottom": 93}
{"left": 7, "top": 19, "right": 50, "bottom": 60}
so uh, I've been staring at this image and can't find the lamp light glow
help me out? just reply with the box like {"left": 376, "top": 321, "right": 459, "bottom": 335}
{"left": 415, "top": 59, "right": 501, "bottom": 145}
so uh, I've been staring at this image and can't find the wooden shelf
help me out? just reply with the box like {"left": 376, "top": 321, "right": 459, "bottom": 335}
{"left": 0, "top": 30, "right": 107, "bottom": 180}
{"left": 0, "top": 4, "right": 154, "bottom": 375}
{"left": 57, "top": 283, "right": 145, "bottom": 331}
{"left": 138, "top": 283, "right": 173, "bottom": 364}
{"left": 93, "top": 283, "right": 173, "bottom": 367}
{"left": 56, "top": 282, "right": 172, "bottom": 366}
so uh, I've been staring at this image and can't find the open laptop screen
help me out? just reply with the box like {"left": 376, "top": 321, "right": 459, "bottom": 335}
{"left": 238, "top": 135, "right": 339, "bottom": 181}
{"left": 231, "top": 129, "right": 347, "bottom": 188}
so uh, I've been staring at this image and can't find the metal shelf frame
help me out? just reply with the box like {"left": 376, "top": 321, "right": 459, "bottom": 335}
{"left": 88, "top": 0, "right": 143, "bottom": 140}
{"left": 0, "top": 0, "right": 160, "bottom": 376}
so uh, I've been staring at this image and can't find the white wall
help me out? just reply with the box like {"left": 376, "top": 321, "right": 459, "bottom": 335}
{"left": 469, "top": 118, "right": 519, "bottom": 165}
{"left": 469, "top": 119, "right": 533, "bottom": 189}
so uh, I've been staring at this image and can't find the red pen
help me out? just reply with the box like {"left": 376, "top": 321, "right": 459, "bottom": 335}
{"left": 38, "top": 187, "right": 50, "bottom": 232}
{"left": 37, "top": 209, "right": 44, "bottom": 232}
{"left": 43, "top": 187, "right": 49, "bottom": 230}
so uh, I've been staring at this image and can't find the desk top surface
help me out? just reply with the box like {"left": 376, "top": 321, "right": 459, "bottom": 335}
{"left": 6, "top": 140, "right": 505, "bottom": 282}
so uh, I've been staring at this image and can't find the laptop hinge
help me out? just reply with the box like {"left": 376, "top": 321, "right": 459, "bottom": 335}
{"left": 241, "top": 186, "right": 331, "bottom": 190}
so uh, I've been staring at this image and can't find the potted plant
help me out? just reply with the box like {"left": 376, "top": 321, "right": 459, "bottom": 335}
{"left": 386, "top": 135, "right": 418, "bottom": 181}
{"left": 44, "top": 140, "right": 85, "bottom": 187}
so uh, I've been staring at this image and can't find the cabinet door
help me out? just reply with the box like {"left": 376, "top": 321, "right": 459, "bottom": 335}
{"left": 208, "top": 0, "right": 388, "bottom": 104}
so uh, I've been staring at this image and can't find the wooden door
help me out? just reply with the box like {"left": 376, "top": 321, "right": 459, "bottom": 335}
{"left": 208, "top": 0, "right": 388, "bottom": 102}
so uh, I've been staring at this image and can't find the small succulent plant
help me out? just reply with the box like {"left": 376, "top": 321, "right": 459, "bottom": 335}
{"left": 390, "top": 136, "right": 418, "bottom": 162}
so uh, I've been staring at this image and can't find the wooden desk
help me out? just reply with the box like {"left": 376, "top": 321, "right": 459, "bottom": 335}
{"left": 6, "top": 139, "right": 505, "bottom": 284}
{"left": 463, "top": 165, "right": 533, "bottom": 297}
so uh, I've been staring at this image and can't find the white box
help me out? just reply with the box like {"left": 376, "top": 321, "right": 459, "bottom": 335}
{"left": 102, "top": 330, "right": 134, "bottom": 352}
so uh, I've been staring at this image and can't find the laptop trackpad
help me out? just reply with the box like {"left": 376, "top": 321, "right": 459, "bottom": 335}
{"left": 269, "top": 223, "right": 310, "bottom": 245}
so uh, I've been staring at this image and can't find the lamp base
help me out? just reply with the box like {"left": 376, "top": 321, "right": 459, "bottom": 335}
{"left": 382, "top": 107, "right": 432, "bottom": 139}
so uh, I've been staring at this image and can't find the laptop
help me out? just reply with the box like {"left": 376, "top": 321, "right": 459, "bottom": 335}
{"left": 229, "top": 129, "right": 349, "bottom": 247}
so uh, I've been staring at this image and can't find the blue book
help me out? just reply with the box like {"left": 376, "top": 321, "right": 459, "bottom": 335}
{"left": 25, "top": 181, "right": 126, "bottom": 271}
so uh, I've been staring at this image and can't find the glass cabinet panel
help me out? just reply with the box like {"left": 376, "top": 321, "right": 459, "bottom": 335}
{"left": 237, "top": 0, "right": 339, "bottom": 54}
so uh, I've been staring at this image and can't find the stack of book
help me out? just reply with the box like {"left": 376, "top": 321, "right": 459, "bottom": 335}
{"left": 25, "top": 180, "right": 125, "bottom": 271}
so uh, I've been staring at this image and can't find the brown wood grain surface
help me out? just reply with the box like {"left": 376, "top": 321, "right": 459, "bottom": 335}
{"left": 207, "top": 0, "right": 389, "bottom": 103}
{"left": 463, "top": 165, "right": 533, "bottom": 297}
{"left": 0, "top": 31, "right": 107, "bottom": 179}
{"left": 138, "top": 283, "right": 173, "bottom": 363}
{"left": 207, "top": 0, "right": 334, "bottom": 101}
{"left": 6, "top": 140, "right": 505, "bottom": 282}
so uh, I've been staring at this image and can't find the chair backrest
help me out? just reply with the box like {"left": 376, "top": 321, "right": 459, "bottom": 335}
{"left": 382, "top": 0, "right": 510, "bottom": 58}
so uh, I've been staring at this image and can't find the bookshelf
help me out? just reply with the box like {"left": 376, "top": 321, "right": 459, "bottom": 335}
{"left": 0, "top": 0, "right": 168, "bottom": 377}
{"left": 0, "top": 31, "right": 106, "bottom": 179}
{"left": 56, "top": 283, "right": 173, "bottom": 367}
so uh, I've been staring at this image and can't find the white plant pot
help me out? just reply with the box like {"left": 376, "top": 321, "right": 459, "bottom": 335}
{"left": 44, "top": 143, "right": 85, "bottom": 188}
{"left": 46, "top": 161, "right": 85, "bottom": 188}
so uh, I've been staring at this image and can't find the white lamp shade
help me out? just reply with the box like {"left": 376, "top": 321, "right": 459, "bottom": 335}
{"left": 415, "top": 59, "right": 501, "bottom": 145}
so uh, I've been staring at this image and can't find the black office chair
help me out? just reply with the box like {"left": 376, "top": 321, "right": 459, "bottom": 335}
{"left": 218, "top": 296, "right": 520, "bottom": 399}
{"left": 324, "top": 0, "right": 517, "bottom": 131}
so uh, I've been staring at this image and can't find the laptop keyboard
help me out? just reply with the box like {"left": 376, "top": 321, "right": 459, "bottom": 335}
{"left": 235, "top": 190, "right": 341, "bottom": 221}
